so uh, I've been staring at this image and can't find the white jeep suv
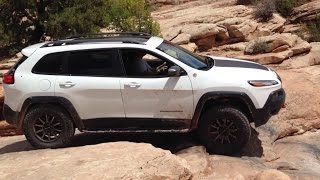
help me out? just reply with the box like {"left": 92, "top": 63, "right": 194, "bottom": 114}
{"left": 3, "top": 33, "right": 285, "bottom": 154}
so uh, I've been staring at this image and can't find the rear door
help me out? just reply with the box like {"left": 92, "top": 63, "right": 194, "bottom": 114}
{"left": 54, "top": 49, "right": 125, "bottom": 129}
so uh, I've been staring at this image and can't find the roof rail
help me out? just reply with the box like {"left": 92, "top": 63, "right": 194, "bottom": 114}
{"left": 40, "top": 36, "right": 150, "bottom": 48}
{"left": 66, "top": 32, "right": 151, "bottom": 39}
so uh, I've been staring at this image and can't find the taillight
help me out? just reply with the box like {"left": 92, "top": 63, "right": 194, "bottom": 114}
{"left": 3, "top": 73, "right": 14, "bottom": 84}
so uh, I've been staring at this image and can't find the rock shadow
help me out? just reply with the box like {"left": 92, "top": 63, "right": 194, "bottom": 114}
{"left": 70, "top": 132, "right": 200, "bottom": 154}
{"left": 238, "top": 127, "right": 263, "bottom": 157}
{"left": 0, "top": 140, "right": 34, "bottom": 155}
{"left": 0, "top": 127, "right": 263, "bottom": 157}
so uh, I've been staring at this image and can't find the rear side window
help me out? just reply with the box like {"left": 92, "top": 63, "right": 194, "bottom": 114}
{"left": 32, "top": 52, "right": 66, "bottom": 75}
{"left": 67, "top": 49, "right": 122, "bottom": 77}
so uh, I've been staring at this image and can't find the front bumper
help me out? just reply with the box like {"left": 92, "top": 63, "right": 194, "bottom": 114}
{"left": 3, "top": 104, "right": 20, "bottom": 128}
{"left": 253, "top": 88, "right": 286, "bottom": 126}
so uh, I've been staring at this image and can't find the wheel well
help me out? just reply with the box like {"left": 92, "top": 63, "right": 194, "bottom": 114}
{"left": 20, "top": 101, "right": 81, "bottom": 130}
{"left": 26, "top": 103, "right": 75, "bottom": 121}
{"left": 201, "top": 97, "right": 253, "bottom": 122}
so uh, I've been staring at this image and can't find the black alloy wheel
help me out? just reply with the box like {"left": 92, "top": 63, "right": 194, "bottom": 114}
{"left": 198, "top": 106, "right": 251, "bottom": 155}
{"left": 23, "top": 105, "right": 75, "bottom": 148}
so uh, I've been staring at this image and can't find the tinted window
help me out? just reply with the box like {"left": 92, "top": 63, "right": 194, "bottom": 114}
{"left": 121, "top": 49, "right": 175, "bottom": 77}
{"left": 32, "top": 53, "right": 65, "bottom": 75}
{"left": 68, "top": 49, "right": 121, "bottom": 77}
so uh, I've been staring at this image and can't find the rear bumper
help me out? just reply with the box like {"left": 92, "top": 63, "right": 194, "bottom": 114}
{"left": 252, "top": 88, "right": 286, "bottom": 126}
{"left": 3, "top": 104, "right": 20, "bottom": 128}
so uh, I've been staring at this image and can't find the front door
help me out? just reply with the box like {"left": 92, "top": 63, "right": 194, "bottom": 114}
{"left": 119, "top": 48, "right": 194, "bottom": 129}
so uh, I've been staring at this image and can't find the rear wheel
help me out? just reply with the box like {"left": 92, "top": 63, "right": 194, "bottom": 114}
{"left": 198, "top": 106, "right": 251, "bottom": 155}
{"left": 23, "top": 105, "right": 75, "bottom": 148}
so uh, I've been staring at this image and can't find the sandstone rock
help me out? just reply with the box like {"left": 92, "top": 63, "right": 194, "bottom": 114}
{"left": 291, "top": 37, "right": 312, "bottom": 55}
{"left": 240, "top": 50, "right": 293, "bottom": 64}
{"left": 154, "top": 4, "right": 254, "bottom": 50}
{"left": 255, "top": 169, "right": 291, "bottom": 180}
{"left": 0, "top": 142, "right": 192, "bottom": 180}
{"left": 176, "top": 146, "right": 208, "bottom": 174}
{"left": 148, "top": 0, "right": 195, "bottom": 5}
{"left": 221, "top": 42, "right": 249, "bottom": 51}
{"left": 181, "top": 23, "right": 228, "bottom": 40}
{"left": 282, "top": 24, "right": 302, "bottom": 34}
{"left": 15, "top": 52, "right": 23, "bottom": 58}
{"left": 172, "top": 33, "right": 191, "bottom": 44}
{"left": 245, "top": 34, "right": 297, "bottom": 55}
{"left": 162, "top": 26, "right": 182, "bottom": 40}
{"left": 247, "top": 28, "right": 272, "bottom": 41}
{"left": 263, "top": 33, "right": 298, "bottom": 52}
{"left": 266, "top": 67, "right": 320, "bottom": 136}
{"left": 243, "top": 33, "right": 311, "bottom": 63}
{"left": 258, "top": 14, "right": 286, "bottom": 33}
{"left": 195, "top": 35, "right": 216, "bottom": 50}
{"left": 0, "top": 121, "right": 22, "bottom": 136}
{"left": 279, "top": 42, "right": 320, "bottom": 69}
{"left": 272, "top": 45, "right": 290, "bottom": 53}
{"left": 0, "top": 63, "right": 15, "bottom": 70}
{"left": 290, "top": 0, "right": 320, "bottom": 23}
{"left": 8, "top": 59, "right": 19, "bottom": 63}
{"left": 180, "top": 43, "right": 197, "bottom": 52}
{"left": 217, "top": 17, "right": 257, "bottom": 40}
{"left": 266, "top": 131, "right": 320, "bottom": 179}
{"left": 202, "top": 155, "right": 266, "bottom": 179}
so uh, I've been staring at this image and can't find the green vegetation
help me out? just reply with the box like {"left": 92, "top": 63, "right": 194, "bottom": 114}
{"left": 0, "top": 0, "right": 160, "bottom": 56}
{"left": 300, "top": 16, "right": 320, "bottom": 42}
{"left": 250, "top": 40, "right": 268, "bottom": 54}
{"left": 237, "top": 0, "right": 312, "bottom": 17}
{"left": 273, "top": 0, "right": 296, "bottom": 17}
{"left": 253, "top": 0, "right": 275, "bottom": 22}
{"left": 108, "top": 0, "right": 160, "bottom": 35}
{"left": 236, "top": 0, "right": 254, "bottom": 5}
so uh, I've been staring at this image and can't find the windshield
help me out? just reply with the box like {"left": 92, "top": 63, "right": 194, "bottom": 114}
{"left": 157, "top": 41, "right": 208, "bottom": 69}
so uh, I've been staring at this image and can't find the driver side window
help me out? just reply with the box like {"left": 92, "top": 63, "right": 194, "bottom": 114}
{"left": 120, "top": 49, "right": 174, "bottom": 78}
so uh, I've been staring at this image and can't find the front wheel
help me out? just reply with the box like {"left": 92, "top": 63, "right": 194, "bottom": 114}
{"left": 23, "top": 105, "right": 75, "bottom": 149}
{"left": 198, "top": 106, "right": 251, "bottom": 155}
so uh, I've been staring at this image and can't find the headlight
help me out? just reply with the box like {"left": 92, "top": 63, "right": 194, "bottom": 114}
{"left": 248, "top": 80, "right": 278, "bottom": 87}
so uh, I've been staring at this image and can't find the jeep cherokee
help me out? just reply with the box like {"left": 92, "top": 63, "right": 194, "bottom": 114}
{"left": 3, "top": 33, "right": 285, "bottom": 154}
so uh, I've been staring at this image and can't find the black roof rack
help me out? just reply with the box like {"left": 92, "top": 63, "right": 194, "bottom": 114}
{"left": 41, "top": 32, "right": 151, "bottom": 48}
{"left": 66, "top": 32, "right": 151, "bottom": 39}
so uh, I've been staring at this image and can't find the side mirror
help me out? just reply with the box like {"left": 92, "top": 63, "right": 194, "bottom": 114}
{"left": 168, "top": 66, "right": 181, "bottom": 77}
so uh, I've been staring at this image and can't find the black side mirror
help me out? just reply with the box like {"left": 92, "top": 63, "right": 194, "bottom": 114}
{"left": 168, "top": 66, "right": 181, "bottom": 76}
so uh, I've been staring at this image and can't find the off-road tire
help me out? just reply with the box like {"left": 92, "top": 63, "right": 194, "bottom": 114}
{"left": 23, "top": 105, "right": 75, "bottom": 148}
{"left": 198, "top": 106, "right": 251, "bottom": 155}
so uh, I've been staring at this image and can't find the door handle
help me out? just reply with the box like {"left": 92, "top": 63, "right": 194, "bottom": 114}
{"left": 124, "top": 82, "right": 141, "bottom": 88}
{"left": 59, "top": 81, "right": 76, "bottom": 88}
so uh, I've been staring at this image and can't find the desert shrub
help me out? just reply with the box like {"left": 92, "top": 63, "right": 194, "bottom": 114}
{"left": 273, "top": 0, "right": 296, "bottom": 17}
{"left": 303, "top": 16, "right": 320, "bottom": 42}
{"left": 249, "top": 40, "right": 268, "bottom": 54}
{"left": 237, "top": 0, "right": 254, "bottom": 4}
{"left": 273, "top": 0, "right": 312, "bottom": 17}
{"left": 253, "top": 0, "right": 275, "bottom": 22}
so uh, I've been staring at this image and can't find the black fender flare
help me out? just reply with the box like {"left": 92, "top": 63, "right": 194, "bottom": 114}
{"left": 18, "top": 96, "right": 84, "bottom": 130}
{"left": 190, "top": 91, "right": 256, "bottom": 130}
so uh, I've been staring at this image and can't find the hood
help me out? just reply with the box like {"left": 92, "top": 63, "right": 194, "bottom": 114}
{"left": 209, "top": 56, "right": 269, "bottom": 71}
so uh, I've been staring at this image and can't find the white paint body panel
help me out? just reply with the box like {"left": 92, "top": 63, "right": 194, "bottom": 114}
{"left": 55, "top": 76, "right": 125, "bottom": 119}
{"left": 120, "top": 76, "right": 193, "bottom": 119}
